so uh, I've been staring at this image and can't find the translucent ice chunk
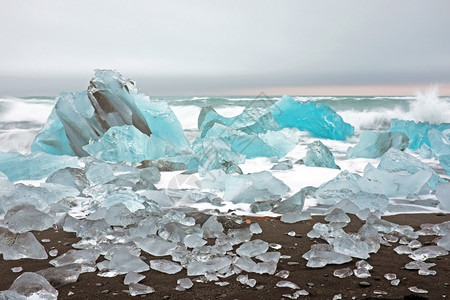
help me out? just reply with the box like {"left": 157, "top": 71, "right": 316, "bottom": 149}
{"left": 202, "top": 215, "right": 224, "bottom": 238}
{"left": 333, "top": 268, "right": 352, "bottom": 278}
{"left": 236, "top": 239, "right": 269, "bottom": 257}
{"left": 408, "top": 286, "right": 428, "bottom": 294}
{"left": 358, "top": 163, "right": 432, "bottom": 197}
{"left": 1, "top": 231, "right": 48, "bottom": 260}
{"left": 377, "top": 148, "right": 444, "bottom": 189}
{"left": 129, "top": 283, "right": 155, "bottom": 296}
{"left": 302, "top": 249, "right": 352, "bottom": 268}
{"left": 428, "top": 128, "right": 450, "bottom": 156}
{"left": 389, "top": 118, "right": 450, "bottom": 150}
{"left": 124, "top": 272, "right": 145, "bottom": 285}
{"left": 276, "top": 280, "right": 300, "bottom": 289}
{"left": 149, "top": 259, "right": 182, "bottom": 274}
{"left": 45, "top": 167, "right": 89, "bottom": 193}
{"left": 304, "top": 140, "right": 340, "bottom": 169}
{"left": 49, "top": 249, "right": 99, "bottom": 272}
{"left": 4, "top": 205, "right": 54, "bottom": 233}
{"left": 186, "top": 257, "right": 232, "bottom": 276}
{"left": 408, "top": 246, "right": 448, "bottom": 261}
{"left": 237, "top": 275, "right": 257, "bottom": 287}
{"left": 440, "top": 154, "right": 450, "bottom": 175}
{"left": 353, "top": 268, "right": 371, "bottom": 278}
{"left": 324, "top": 208, "right": 350, "bottom": 223}
{"left": 108, "top": 248, "right": 149, "bottom": 275}
{"left": 270, "top": 95, "right": 354, "bottom": 140}
{"left": 135, "top": 235, "right": 177, "bottom": 256}
{"left": 280, "top": 211, "right": 311, "bottom": 224}
{"left": 8, "top": 272, "right": 58, "bottom": 300}
{"left": 176, "top": 278, "right": 193, "bottom": 291}
{"left": 346, "top": 131, "right": 408, "bottom": 158}
{"left": 83, "top": 125, "right": 177, "bottom": 162}
{"left": 384, "top": 273, "right": 397, "bottom": 280}
{"left": 0, "top": 151, "right": 78, "bottom": 182}
{"left": 437, "top": 234, "right": 450, "bottom": 250}
{"left": 36, "top": 265, "right": 81, "bottom": 288}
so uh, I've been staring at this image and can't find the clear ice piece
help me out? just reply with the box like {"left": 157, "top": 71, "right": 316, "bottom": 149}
{"left": 391, "top": 279, "right": 400, "bottom": 286}
{"left": 408, "top": 246, "right": 448, "bottom": 261}
{"left": 384, "top": 273, "right": 397, "bottom": 280}
{"left": 436, "top": 182, "right": 450, "bottom": 210}
{"left": 237, "top": 275, "right": 257, "bottom": 287}
{"left": 1, "top": 232, "right": 48, "bottom": 260}
{"left": 333, "top": 268, "right": 353, "bottom": 278}
{"left": 325, "top": 208, "right": 350, "bottom": 223}
{"left": 36, "top": 265, "right": 81, "bottom": 288}
{"left": 408, "top": 286, "right": 428, "bottom": 294}
{"left": 124, "top": 272, "right": 145, "bottom": 285}
{"left": 129, "top": 283, "right": 155, "bottom": 296}
{"left": 353, "top": 268, "right": 371, "bottom": 278}
{"left": 276, "top": 280, "right": 300, "bottom": 289}
{"left": 437, "top": 234, "right": 450, "bottom": 250}
{"left": 176, "top": 278, "right": 193, "bottom": 291}
{"left": 280, "top": 211, "right": 311, "bottom": 224}
{"left": 45, "top": 167, "right": 89, "bottom": 193}
{"left": 4, "top": 205, "right": 54, "bottom": 233}
{"left": 275, "top": 270, "right": 290, "bottom": 279}
{"left": 236, "top": 239, "right": 269, "bottom": 257}
{"left": 149, "top": 259, "right": 182, "bottom": 274}
{"left": 8, "top": 272, "right": 58, "bottom": 299}
{"left": 202, "top": 215, "right": 224, "bottom": 238}
{"left": 108, "top": 248, "right": 149, "bottom": 275}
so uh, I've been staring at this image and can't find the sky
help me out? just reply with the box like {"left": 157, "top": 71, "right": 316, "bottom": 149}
{"left": 0, "top": 0, "right": 449, "bottom": 96}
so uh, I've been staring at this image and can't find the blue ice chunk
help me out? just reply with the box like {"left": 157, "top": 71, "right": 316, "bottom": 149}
{"left": 419, "top": 144, "right": 434, "bottom": 159}
{"left": 315, "top": 171, "right": 362, "bottom": 205}
{"left": 204, "top": 123, "right": 296, "bottom": 158}
{"left": 83, "top": 125, "right": 177, "bottom": 162}
{"left": 378, "top": 148, "right": 444, "bottom": 189}
{"left": 32, "top": 70, "right": 190, "bottom": 157}
{"left": 31, "top": 108, "right": 76, "bottom": 156}
{"left": 358, "top": 163, "right": 432, "bottom": 197}
{"left": 198, "top": 106, "right": 279, "bottom": 136}
{"left": 346, "top": 131, "right": 409, "bottom": 158}
{"left": 0, "top": 151, "right": 79, "bottom": 182}
{"left": 270, "top": 95, "right": 354, "bottom": 140}
{"left": 192, "top": 138, "right": 245, "bottom": 176}
{"left": 428, "top": 129, "right": 450, "bottom": 157}
{"left": 389, "top": 119, "right": 450, "bottom": 150}
{"left": 304, "top": 140, "right": 340, "bottom": 169}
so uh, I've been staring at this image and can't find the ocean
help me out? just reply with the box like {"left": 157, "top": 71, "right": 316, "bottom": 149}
{"left": 1, "top": 91, "right": 449, "bottom": 215}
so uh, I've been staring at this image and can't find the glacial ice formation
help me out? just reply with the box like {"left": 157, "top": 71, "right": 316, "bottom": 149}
{"left": 32, "top": 70, "right": 189, "bottom": 158}
{"left": 346, "top": 131, "right": 409, "bottom": 158}
{"left": 270, "top": 95, "right": 354, "bottom": 140}
{"left": 389, "top": 118, "right": 450, "bottom": 150}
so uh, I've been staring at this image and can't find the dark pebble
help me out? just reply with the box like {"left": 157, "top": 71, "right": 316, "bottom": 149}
{"left": 324, "top": 274, "right": 328, "bottom": 277}
{"left": 374, "top": 277, "right": 381, "bottom": 281}
{"left": 436, "top": 212, "right": 445, "bottom": 216}
{"left": 163, "top": 296, "right": 170, "bottom": 300}
{"left": 359, "top": 281, "right": 371, "bottom": 287}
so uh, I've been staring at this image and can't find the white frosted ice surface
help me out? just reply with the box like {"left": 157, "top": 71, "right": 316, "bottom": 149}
{"left": 36, "top": 265, "right": 81, "bottom": 288}
{"left": 275, "top": 270, "right": 290, "bottom": 278}
{"left": 394, "top": 245, "right": 412, "bottom": 255}
{"left": 408, "top": 286, "right": 428, "bottom": 294}
{"left": 437, "top": 233, "right": 450, "bottom": 250}
{"left": 384, "top": 273, "right": 397, "bottom": 280}
{"left": 186, "top": 257, "right": 232, "bottom": 276}
{"left": 353, "top": 268, "right": 371, "bottom": 278}
{"left": 249, "top": 222, "right": 262, "bottom": 234}
{"left": 409, "top": 246, "right": 448, "bottom": 261}
{"left": 237, "top": 274, "right": 256, "bottom": 287}
{"left": 149, "top": 259, "right": 182, "bottom": 274}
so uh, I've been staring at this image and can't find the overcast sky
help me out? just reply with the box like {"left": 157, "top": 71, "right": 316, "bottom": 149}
{"left": 1, "top": 0, "right": 449, "bottom": 96}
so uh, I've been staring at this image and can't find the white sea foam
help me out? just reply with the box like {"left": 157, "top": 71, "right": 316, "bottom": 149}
{"left": 409, "top": 86, "right": 450, "bottom": 124}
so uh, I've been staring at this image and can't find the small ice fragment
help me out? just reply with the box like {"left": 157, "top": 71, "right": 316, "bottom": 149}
{"left": 409, "top": 246, "right": 448, "bottom": 261}
{"left": 404, "top": 261, "right": 436, "bottom": 270}
{"left": 325, "top": 208, "right": 350, "bottom": 223}
{"left": 236, "top": 239, "right": 269, "bottom": 257}
{"left": 391, "top": 279, "right": 400, "bottom": 286}
{"left": 124, "top": 272, "right": 145, "bottom": 285}
{"left": 68, "top": 291, "right": 74, "bottom": 296}
{"left": 250, "top": 223, "right": 262, "bottom": 234}
{"left": 408, "top": 286, "right": 428, "bottom": 294}
{"left": 399, "top": 237, "right": 409, "bottom": 245}
{"left": 215, "top": 282, "right": 230, "bottom": 286}
{"left": 287, "top": 231, "right": 296, "bottom": 237}
{"left": 49, "top": 249, "right": 58, "bottom": 257}
{"left": 373, "top": 290, "right": 387, "bottom": 295}
{"left": 269, "top": 243, "right": 282, "bottom": 250}
{"left": 275, "top": 270, "right": 290, "bottom": 279}
{"left": 281, "top": 211, "right": 311, "bottom": 224}
{"left": 333, "top": 268, "right": 353, "bottom": 278}
{"left": 333, "top": 294, "right": 342, "bottom": 300}
{"left": 394, "top": 245, "right": 412, "bottom": 254}
{"left": 11, "top": 267, "right": 23, "bottom": 273}
{"left": 353, "top": 268, "right": 371, "bottom": 279}
{"left": 175, "top": 278, "right": 193, "bottom": 291}
{"left": 129, "top": 283, "right": 155, "bottom": 296}
{"left": 408, "top": 240, "right": 422, "bottom": 249}
{"left": 418, "top": 268, "right": 437, "bottom": 276}
{"left": 149, "top": 259, "right": 182, "bottom": 274}
{"left": 41, "top": 239, "right": 51, "bottom": 243}
{"left": 202, "top": 215, "right": 224, "bottom": 238}
{"left": 384, "top": 273, "right": 397, "bottom": 280}
{"left": 355, "top": 260, "right": 373, "bottom": 270}
{"left": 383, "top": 234, "right": 398, "bottom": 243}
{"left": 437, "top": 234, "right": 450, "bottom": 250}
{"left": 237, "top": 274, "right": 256, "bottom": 287}
{"left": 276, "top": 280, "right": 300, "bottom": 289}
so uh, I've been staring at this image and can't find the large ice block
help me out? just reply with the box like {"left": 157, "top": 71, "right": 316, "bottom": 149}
{"left": 8, "top": 272, "right": 58, "bottom": 300}
{"left": 378, "top": 148, "right": 444, "bottom": 189}
{"left": 304, "top": 140, "right": 340, "bottom": 169}
{"left": 83, "top": 125, "right": 176, "bottom": 162}
{"left": 346, "top": 131, "right": 409, "bottom": 158}
{"left": 0, "top": 151, "right": 78, "bottom": 182}
{"left": 428, "top": 129, "right": 450, "bottom": 157}
{"left": 389, "top": 119, "right": 450, "bottom": 150}
{"left": 32, "top": 70, "right": 190, "bottom": 157}
{"left": 270, "top": 95, "right": 354, "bottom": 140}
